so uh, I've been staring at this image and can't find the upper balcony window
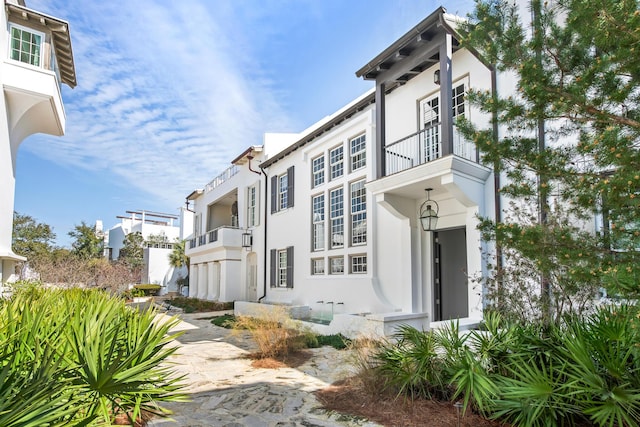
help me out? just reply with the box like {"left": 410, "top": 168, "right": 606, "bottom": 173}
{"left": 9, "top": 24, "right": 44, "bottom": 67}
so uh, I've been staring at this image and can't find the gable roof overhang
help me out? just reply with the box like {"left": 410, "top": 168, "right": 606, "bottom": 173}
{"left": 356, "top": 7, "right": 491, "bottom": 90}
{"left": 5, "top": 2, "right": 77, "bottom": 88}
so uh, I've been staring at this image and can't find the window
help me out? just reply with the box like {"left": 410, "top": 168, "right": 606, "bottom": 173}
{"left": 420, "top": 80, "right": 467, "bottom": 162}
{"left": 270, "top": 247, "right": 293, "bottom": 288}
{"left": 330, "top": 256, "right": 344, "bottom": 274}
{"left": 350, "top": 255, "right": 367, "bottom": 274}
{"left": 330, "top": 187, "right": 344, "bottom": 248}
{"left": 278, "top": 250, "right": 287, "bottom": 286}
{"left": 270, "top": 166, "right": 295, "bottom": 213}
{"left": 312, "top": 258, "right": 325, "bottom": 275}
{"left": 350, "top": 134, "right": 366, "bottom": 171}
{"left": 351, "top": 180, "right": 367, "bottom": 245}
{"left": 312, "top": 194, "right": 325, "bottom": 251}
{"left": 279, "top": 174, "right": 288, "bottom": 211}
{"left": 247, "top": 185, "right": 258, "bottom": 227}
{"left": 329, "top": 145, "right": 344, "bottom": 180}
{"left": 312, "top": 155, "right": 325, "bottom": 187}
{"left": 452, "top": 83, "right": 466, "bottom": 119}
{"left": 9, "top": 24, "right": 43, "bottom": 67}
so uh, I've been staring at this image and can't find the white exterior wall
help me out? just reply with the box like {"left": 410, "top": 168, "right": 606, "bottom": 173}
{"left": 143, "top": 247, "right": 172, "bottom": 285}
{"left": 264, "top": 106, "right": 394, "bottom": 316}
{"left": 385, "top": 50, "right": 493, "bottom": 144}
{"left": 186, "top": 146, "right": 270, "bottom": 302}
{"left": 0, "top": 3, "right": 73, "bottom": 283}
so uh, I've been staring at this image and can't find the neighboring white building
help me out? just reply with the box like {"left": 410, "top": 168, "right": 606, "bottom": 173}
{"left": 0, "top": 0, "right": 76, "bottom": 283}
{"left": 106, "top": 210, "right": 189, "bottom": 293}
{"left": 185, "top": 7, "right": 512, "bottom": 337}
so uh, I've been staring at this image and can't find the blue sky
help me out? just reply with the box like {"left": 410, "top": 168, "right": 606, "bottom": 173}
{"left": 15, "top": 0, "right": 474, "bottom": 247}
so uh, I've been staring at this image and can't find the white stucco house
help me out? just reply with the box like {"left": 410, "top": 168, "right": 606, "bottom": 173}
{"left": 106, "top": 210, "right": 191, "bottom": 293}
{"left": 0, "top": 0, "right": 76, "bottom": 284}
{"left": 185, "top": 7, "right": 513, "bottom": 337}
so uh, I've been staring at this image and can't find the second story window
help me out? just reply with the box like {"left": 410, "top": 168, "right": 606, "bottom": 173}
{"left": 279, "top": 174, "right": 288, "bottom": 210}
{"left": 350, "top": 134, "right": 366, "bottom": 172}
{"left": 312, "top": 155, "right": 324, "bottom": 187}
{"left": 330, "top": 187, "right": 344, "bottom": 248}
{"left": 452, "top": 83, "right": 466, "bottom": 119}
{"left": 312, "top": 194, "right": 325, "bottom": 251}
{"left": 329, "top": 145, "right": 344, "bottom": 180}
{"left": 270, "top": 166, "right": 295, "bottom": 213}
{"left": 351, "top": 179, "right": 367, "bottom": 245}
{"left": 9, "top": 24, "right": 43, "bottom": 67}
{"left": 247, "top": 185, "right": 258, "bottom": 227}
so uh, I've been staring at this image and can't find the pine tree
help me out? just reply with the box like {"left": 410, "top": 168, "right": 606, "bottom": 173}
{"left": 457, "top": 0, "right": 640, "bottom": 321}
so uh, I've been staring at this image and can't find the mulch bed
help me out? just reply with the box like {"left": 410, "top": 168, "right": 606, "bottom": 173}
{"left": 315, "top": 377, "right": 508, "bottom": 427}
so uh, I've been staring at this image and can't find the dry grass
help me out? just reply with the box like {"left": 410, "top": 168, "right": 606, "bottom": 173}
{"left": 230, "top": 306, "right": 312, "bottom": 359}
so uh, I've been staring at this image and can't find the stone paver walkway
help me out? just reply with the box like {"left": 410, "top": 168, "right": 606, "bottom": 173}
{"left": 147, "top": 311, "right": 381, "bottom": 427}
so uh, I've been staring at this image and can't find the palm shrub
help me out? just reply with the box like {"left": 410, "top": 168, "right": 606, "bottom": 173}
{"left": 0, "top": 285, "right": 186, "bottom": 426}
{"left": 374, "top": 325, "right": 450, "bottom": 400}
{"left": 559, "top": 305, "right": 640, "bottom": 426}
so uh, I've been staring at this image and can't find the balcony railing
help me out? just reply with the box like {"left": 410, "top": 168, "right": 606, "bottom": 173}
{"left": 384, "top": 123, "right": 477, "bottom": 176}
{"left": 204, "top": 164, "right": 239, "bottom": 194}
{"left": 187, "top": 226, "right": 242, "bottom": 250}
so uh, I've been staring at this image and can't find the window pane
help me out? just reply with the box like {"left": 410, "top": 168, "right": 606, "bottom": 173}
{"left": 279, "top": 174, "right": 288, "bottom": 210}
{"left": 330, "top": 188, "right": 344, "bottom": 248}
{"left": 312, "top": 194, "right": 325, "bottom": 251}
{"left": 350, "top": 134, "right": 366, "bottom": 171}
{"left": 351, "top": 255, "right": 367, "bottom": 274}
{"left": 312, "top": 155, "right": 325, "bottom": 187}
{"left": 330, "top": 146, "right": 344, "bottom": 180}
{"left": 312, "top": 258, "right": 324, "bottom": 275}
{"left": 351, "top": 180, "right": 367, "bottom": 245}
{"left": 10, "top": 26, "right": 42, "bottom": 66}
{"left": 278, "top": 250, "right": 287, "bottom": 286}
{"left": 330, "top": 257, "right": 344, "bottom": 274}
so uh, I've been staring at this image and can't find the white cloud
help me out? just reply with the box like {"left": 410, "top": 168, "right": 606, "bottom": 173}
{"left": 24, "top": 0, "right": 294, "bottom": 207}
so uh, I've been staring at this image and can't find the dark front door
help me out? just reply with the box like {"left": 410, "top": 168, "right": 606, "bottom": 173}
{"left": 433, "top": 228, "right": 468, "bottom": 321}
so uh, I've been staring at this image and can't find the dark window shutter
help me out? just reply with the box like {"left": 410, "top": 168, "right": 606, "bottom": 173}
{"left": 286, "top": 246, "right": 294, "bottom": 288}
{"left": 287, "top": 166, "right": 295, "bottom": 208}
{"left": 270, "top": 175, "right": 277, "bottom": 214}
{"left": 270, "top": 249, "right": 277, "bottom": 287}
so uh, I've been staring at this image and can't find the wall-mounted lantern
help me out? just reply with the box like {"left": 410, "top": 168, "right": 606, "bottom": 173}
{"left": 241, "top": 230, "right": 253, "bottom": 250}
{"left": 419, "top": 188, "right": 439, "bottom": 232}
{"left": 434, "top": 69, "right": 440, "bottom": 85}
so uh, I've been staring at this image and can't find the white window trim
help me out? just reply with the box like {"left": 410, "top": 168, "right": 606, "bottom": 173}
{"left": 247, "top": 184, "right": 258, "bottom": 227}
{"left": 350, "top": 254, "right": 368, "bottom": 274}
{"left": 350, "top": 179, "right": 367, "bottom": 246}
{"left": 329, "top": 145, "right": 344, "bottom": 180}
{"left": 329, "top": 256, "right": 344, "bottom": 275}
{"left": 312, "top": 154, "right": 325, "bottom": 188}
{"left": 330, "top": 187, "right": 344, "bottom": 249}
{"left": 312, "top": 194, "right": 325, "bottom": 251}
{"left": 8, "top": 23, "right": 45, "bottom": 68}
{"left": 350, "top": 134, "right": 366, "bottom": 172}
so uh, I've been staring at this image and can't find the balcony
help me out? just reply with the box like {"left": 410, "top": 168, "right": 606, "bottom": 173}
{"left": 204, "top": 165, "right": 239, "bottom": 194}
{"left": 186, "top": 226, "right": 243, "bottom": 253}
{"left": 383, "top": 123, "right": 478, "bottom": 177}
{"left": 2, "top": 59, "right": 65, "bottom": 143}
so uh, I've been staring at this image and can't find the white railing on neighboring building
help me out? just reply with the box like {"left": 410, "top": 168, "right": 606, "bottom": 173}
{"left": 187, "top": 225, "right": 242, "bottom": 250}
{"left": 204, "top": 164, "right": 239, "bottom": 193}
{"left": 384, "top": 124, "right": 477, "bottom": 176}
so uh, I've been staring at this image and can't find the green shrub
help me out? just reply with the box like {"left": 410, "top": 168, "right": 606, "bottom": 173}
{"left": 133, "top": 283, "right": 161, "bottom": 296}
{"left": 210, "top": 314, "right": 236, "bottom": 328}
{"left": 0, "top": 287, "right": 186, "bottom": 426}
{"left": 317, "top": 334, "right": 351, "bottom": 350}
{"left": 169, "top": 296, "right": 233, "bottom": 313}
{"left": 365, "top": 305, "right": 640, "bottom": 426}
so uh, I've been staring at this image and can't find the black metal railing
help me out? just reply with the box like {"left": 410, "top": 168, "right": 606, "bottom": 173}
{"left": 383, "top": 123, "right": 477, "bottom": 176}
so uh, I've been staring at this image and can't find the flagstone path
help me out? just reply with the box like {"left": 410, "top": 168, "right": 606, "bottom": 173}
{"left": 147, "top": 311, "right": 381, "bottom": 427}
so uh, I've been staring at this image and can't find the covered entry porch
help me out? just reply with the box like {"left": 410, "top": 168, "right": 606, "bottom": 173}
{"left": 367, "top": 155, "right": 492, "bottom": 326}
